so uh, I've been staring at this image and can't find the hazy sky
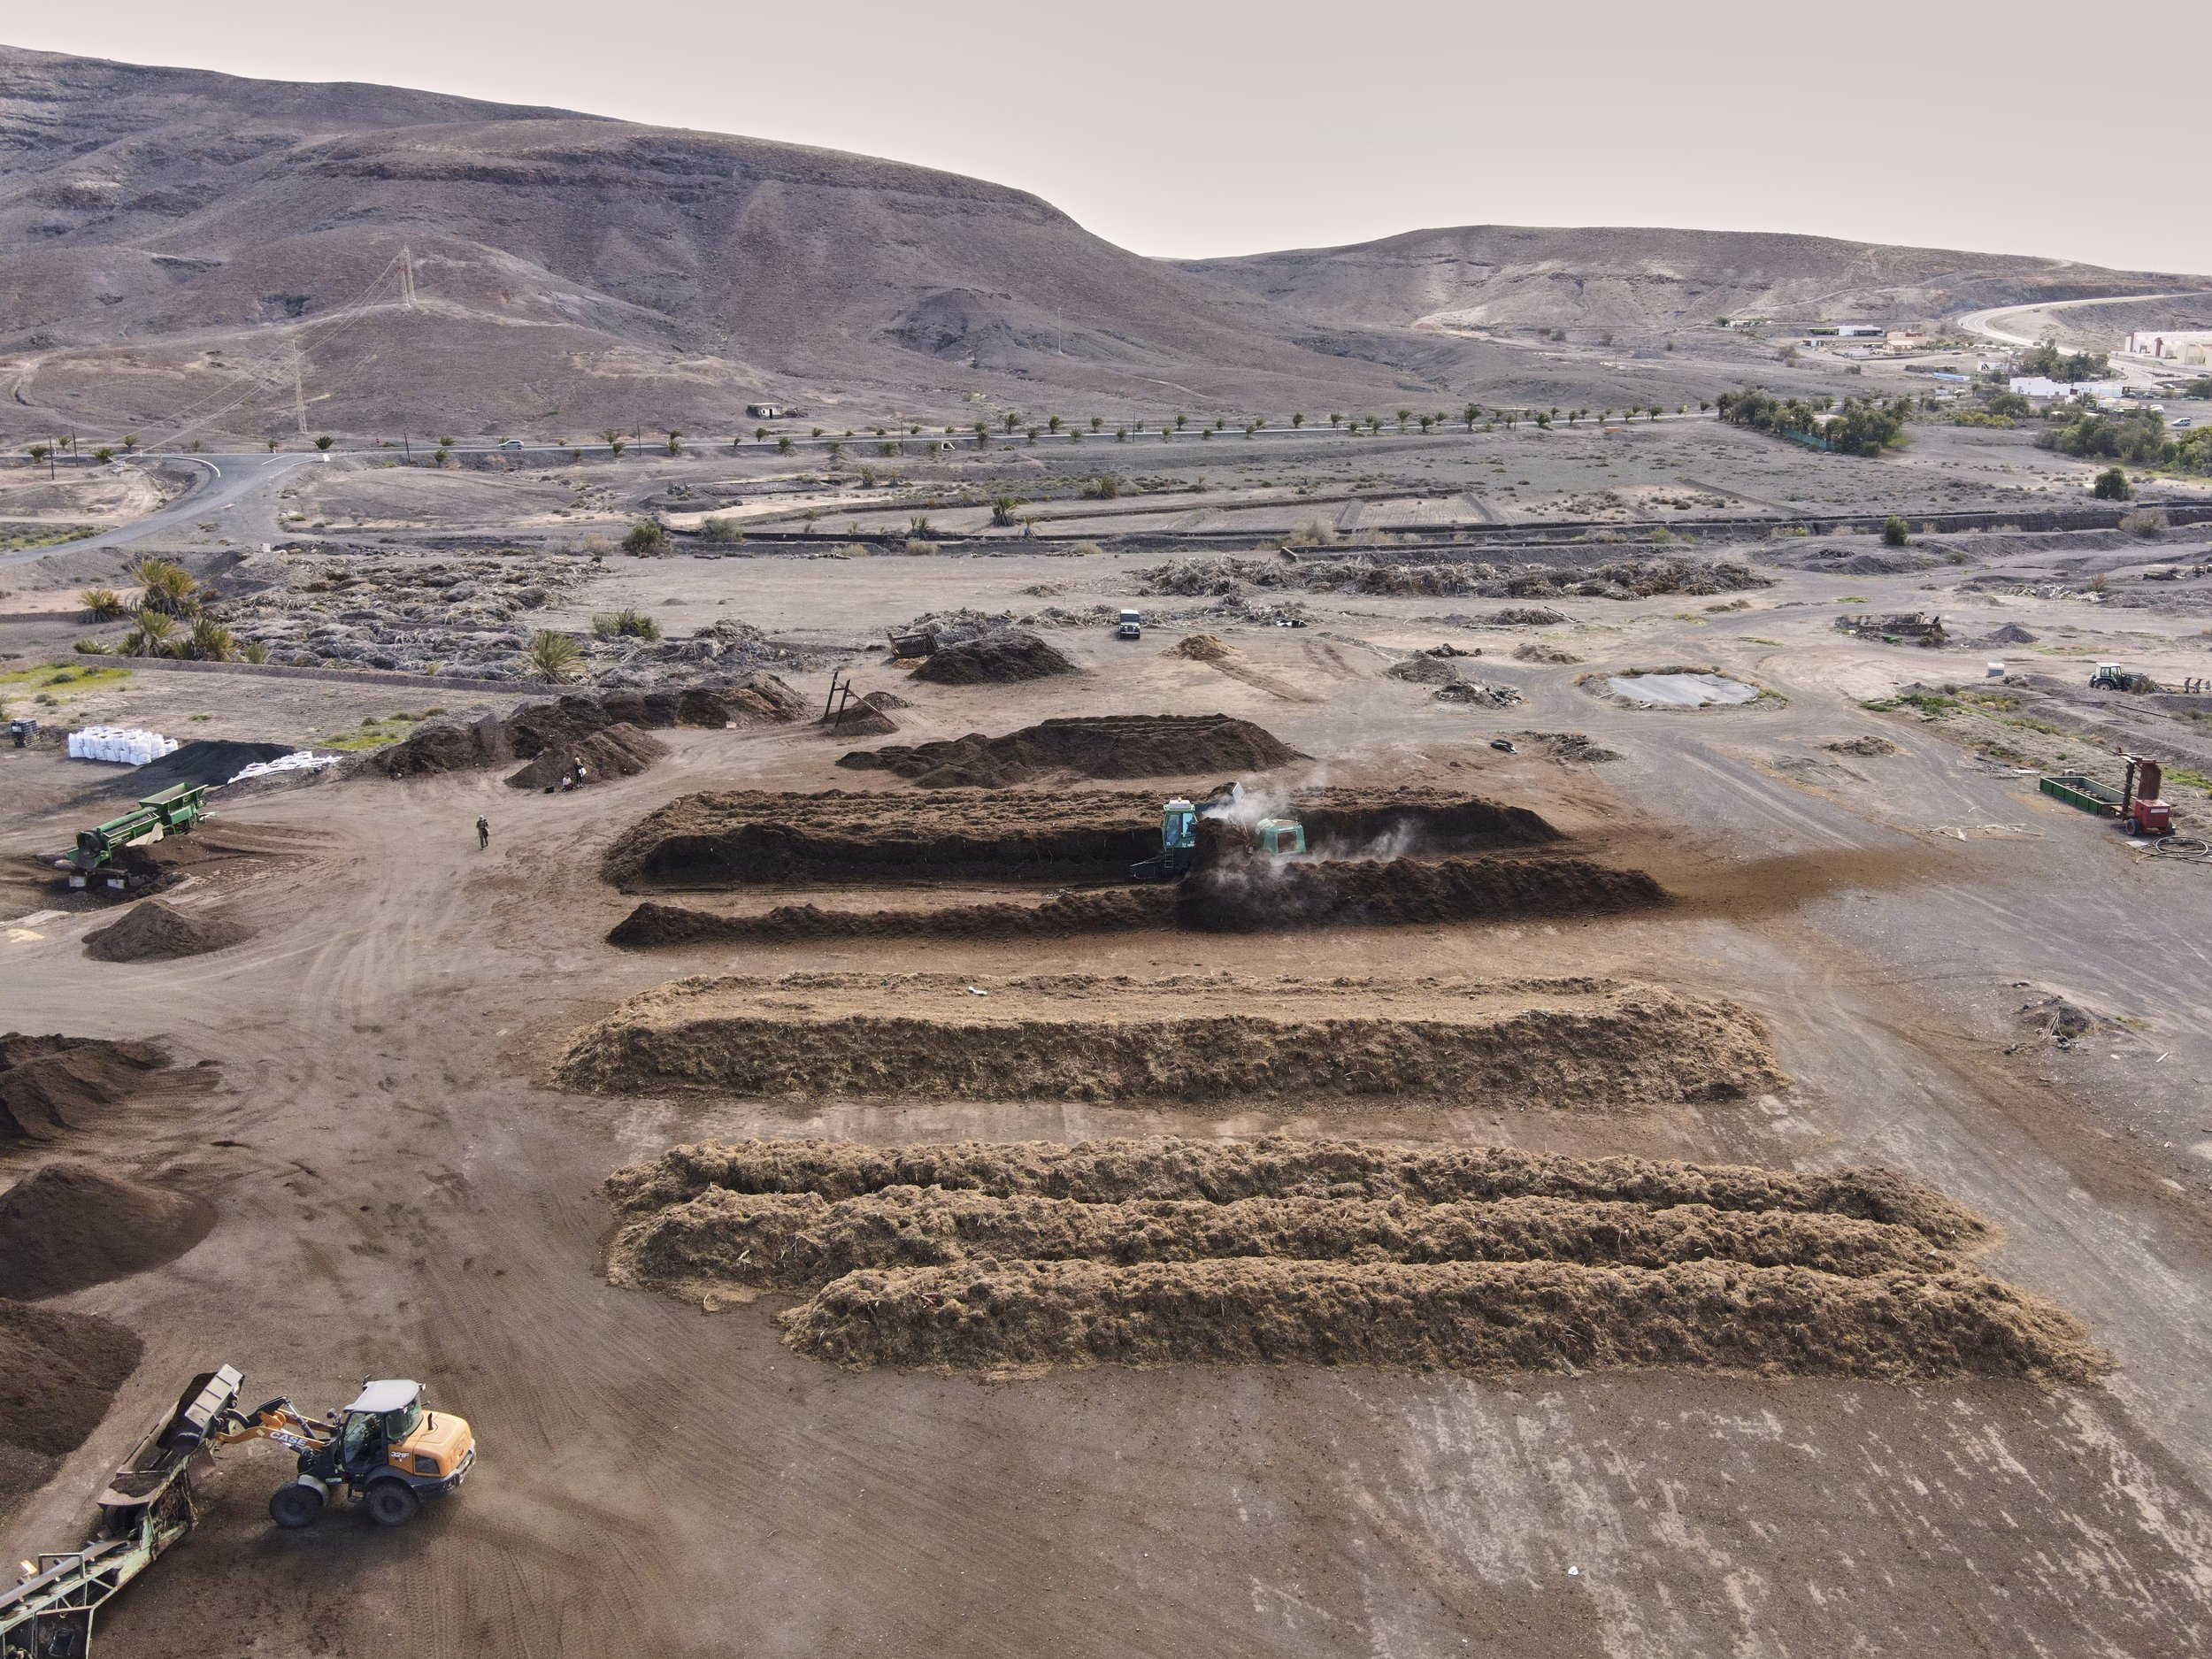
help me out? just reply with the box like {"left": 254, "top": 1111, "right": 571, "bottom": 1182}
{"left": 13, "top": 2, "right": 2211, "bottom": 274}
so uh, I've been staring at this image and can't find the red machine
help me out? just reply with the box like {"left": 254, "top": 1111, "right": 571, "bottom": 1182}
{"left": 2122, "top": 756, "right": 2172, "bottom": 835}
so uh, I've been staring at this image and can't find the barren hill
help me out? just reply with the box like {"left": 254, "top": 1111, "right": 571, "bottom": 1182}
{"left": 1175, "top": 224, "right": 2212, "bottom": 339}
{"left": 4, "top": 44, "right": 2209, "bottom": 444}
{"left": 0, "top": 45, "right": 1415, "bottom": 442}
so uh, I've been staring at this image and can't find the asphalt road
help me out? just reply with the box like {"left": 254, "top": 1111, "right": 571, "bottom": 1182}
{"left": 0, "top": 450, "right": 314, "bottom": 568}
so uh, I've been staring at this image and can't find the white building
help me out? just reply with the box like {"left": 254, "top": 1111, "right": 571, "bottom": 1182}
{"left": 2010, "top": 376, "right": 2124, "bottom": 400}
{"left": 2123, "top": 330, "right": 2212, "bottom": 365}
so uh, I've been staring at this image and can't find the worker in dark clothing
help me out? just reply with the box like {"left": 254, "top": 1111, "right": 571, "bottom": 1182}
{"left": 476, "top": 816, "right": 489, "bottom": 850}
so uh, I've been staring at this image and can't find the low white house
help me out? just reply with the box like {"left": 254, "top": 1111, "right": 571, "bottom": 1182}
{"left": 2010, "top": 376, "right": 2124, "bottom": 400}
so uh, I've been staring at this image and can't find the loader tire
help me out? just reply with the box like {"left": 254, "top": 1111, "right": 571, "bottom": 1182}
{"left": 269, "top": 1482, "right": 325, "bottom": 1529}
{"left": 365, "top": 1479, "right": 421, "bottom": 1526}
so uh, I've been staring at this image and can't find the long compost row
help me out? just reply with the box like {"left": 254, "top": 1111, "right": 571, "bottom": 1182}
{"left": 605, "top": 1135, "right": 2102, "bottom": 1382}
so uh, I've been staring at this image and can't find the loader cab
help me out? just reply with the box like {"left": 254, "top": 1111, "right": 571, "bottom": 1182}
{"left": 1252, "top": 818, "right": 1306, "bottom": 856}
{"left": 1161, "top": 798, "right": 1197, "bottom": 851}
{"left": 339, "top": 1379, "right": 423, "bottom": 1475}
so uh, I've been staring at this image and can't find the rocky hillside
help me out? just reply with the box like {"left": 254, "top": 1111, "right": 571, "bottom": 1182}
{"left": 1176, "top": 224, "right": 2212, "bottom": 338}
{"left": 0, "top": 45, "right": 1412, "bottom": 442}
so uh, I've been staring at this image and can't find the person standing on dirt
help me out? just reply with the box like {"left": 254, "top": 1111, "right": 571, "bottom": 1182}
{"left": 476, "top": 816, "right": 489, "bottom": 850}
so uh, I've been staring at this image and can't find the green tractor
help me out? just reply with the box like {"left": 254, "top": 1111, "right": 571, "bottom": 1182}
{"left": 1130, "top": 795, "right": 1304, "bottom": 879}
{"left": 56, "top": 785, "right": 208, "bottom": 892}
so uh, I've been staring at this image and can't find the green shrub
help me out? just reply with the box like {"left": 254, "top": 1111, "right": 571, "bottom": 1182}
{"left": 592, "top": 608, "right": 663, "bottom": 641}
{"left": 1882, "top": 516, "right": 1909, "bottom": 548}
{"left": 622, "top": 520, "right": 668, "bottom": 555}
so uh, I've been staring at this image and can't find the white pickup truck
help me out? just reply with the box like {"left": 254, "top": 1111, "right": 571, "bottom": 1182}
{"left": 1118, "top": 609, "right": 1142, "bottom": 640}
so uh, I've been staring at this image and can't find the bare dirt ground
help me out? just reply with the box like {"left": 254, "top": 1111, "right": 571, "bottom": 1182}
{"left": 6, "top": 420, "right": 2212, "bottom": 1658}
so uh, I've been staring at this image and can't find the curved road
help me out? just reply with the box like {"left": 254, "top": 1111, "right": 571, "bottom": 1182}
{"left": 1957, "top": 290, "right": 2203, "bottom": 353}
{"left": 0, "top": 450, "right": 315, "bottom": 568}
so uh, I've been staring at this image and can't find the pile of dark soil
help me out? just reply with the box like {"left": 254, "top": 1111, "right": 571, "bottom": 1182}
{"left": 819, "top": 693, "right": 901, "bottom": 739}
{"left": 82, "top": 898, "right": 251, "bottom": 962}
{"left": 1514, "top": 731, "right": 1619, "bottom": 764}
{"left": 601, "top": 787, "right": 1555, "bottom": 890}
{"left": 0, "top": 1297, "right": 143, "bottom": 1458}
{"left": 607, "top": 1135, "right": 1985, "bottom": 1244}
{"left": 780, "top": 1256, "right": 2101, "bottom": 1380}
{"left": 558, "top": 973, "right": 1784, "bottom": 1110}
{"left": 0, "top": 1034, "right": 177, "bottom": 1141}
{"left": 506, "top": 723, "right": 669, "bottom": 789}
{"left": 1176, "top": 843, "right": 1664, "bottom": 933}
{"left": 0, "top": 1163, "right": 216, "bottom": 1300}
{"left": 909, "top": 630, "right": 1075, "bottom": 685}
{"left": 1824, "top": 735, "right": 1901, "bottom": 757}
{"left": 837, "top": 715, "right": 1304, "bottom": 788}
{"left": 90, "top": 741, "right": 293, "bottom": 796}
{"left": 612, "top": 1186, "right": 1953, "bottom": 1294}
{"left": 374, "top": 673, "right": 802, "bottom": 779}
{"left": 1386, "top": 656, "right": 1465, "bottom": 685}
{"left": 1987, "top": 623, "right": 2039, "bottom": 645}
{"left": 609, "top": 888, "right": 1172, "bottom": 948}
{"left": 2018, "top": 994, "right": 2097, "bottom": 1041}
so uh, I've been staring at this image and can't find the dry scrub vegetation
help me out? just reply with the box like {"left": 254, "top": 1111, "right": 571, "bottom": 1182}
{"left": 604, "top": 1135, "right": 2101, "bottom": 1382}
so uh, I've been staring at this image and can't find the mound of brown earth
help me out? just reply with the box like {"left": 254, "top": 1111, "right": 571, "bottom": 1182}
{"left": 606, "top": 1135, "right": 1985, "bottom": 1244}
{"left": 605, "top": 1133, "right": 2093, "bottom": 1382}
{"left": 1169, "top": 634, "right": 1233, "bottom": 661}
{"left": 780, "top": 1257, "right": 2101, "bottom": 1381}
{"left": 837, "top": 715, "right": 1304, "bottom": 788}
{"left": 611, "top": 1187, "right": 1954, "bottom": 1294}
{"left": 374, "top": 674, "right": 802, "bottom": 779}
{"left": 818, "top": 700, "right": 899, "bottom": 739}
{"left": 1514, "top": 642, "right": 1584, "bottom": 664}
{"left": 0, "top": 1163, "right": 216, "bottom": 1300}
{"left": 1386, "top": 656, "right": 1465, "bottom": 684}
{"left": 1825, "top": 734, "right": 1901, "bottom": 757}
{"left": 909, "top": 630, "right": 1074, "bottom": 685}
{"left": 0, "top": 1298, "right": 143, "bottom": 1458}
{"left": 558, "top": 973, "right": 1784, "bottom": 1109}
{"left": 1987, "top": 623, "right": 2039, "bottom": 645}
{"left": 600, "top": 787, "right": 1558, "bottom": 889}
{"left": 0, "top": 1034, "right": 180, "bottom": 1141}
{"left": 507, "top": 722, "right": 670, "bottom": 789}
{"left": 609, "top": 888, "right": 1174, "bottom": 948}
{"left": 1486, "top": 608, "right": 1572, "bottom": 626}
{"left": 1175, "top": 844, "right": 1664, "bottom": 933}
{"left": 82, "top": 899, "right": 252, "bottom": 963}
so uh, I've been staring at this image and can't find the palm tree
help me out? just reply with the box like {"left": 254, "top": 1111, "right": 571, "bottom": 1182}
{"left": 526, "top": 630, "right": 583, "bottom": 683}
{"left": 1174, "top": 413, "right": 1188, "bottom": 431}
{"left": 265, "top": 438, "right": 280, "bottom": 452}
{"left": 188, "top": 618, "right": 236, "bottom": 661}
{"left": 755, "top": 426, "right": 770, "bottom": 441}
{"left": 1292, "top": 412, "right": 1305, "bottom": 428}
{"left": 81, "top": 588, "right": 126, "bottom": 620}
{"left": 1089, "top": 416, "right": 1104, "bottom": 431}
{"left": 121, "top": 435, "right": 137, "bottom": 453}
{"left": 122, "top": 610, "right": 178, "bottom": 657}
{"left": 1047, "top": 415, "right": 1063, "bottom": 434}
{"left": 990, "top": 495, "right": 1023, "bottom": 526}
{"left": 1395, "top": 408, "right": 1412, "bottom": 432}
{"left": 128, "top": 557, "right": 198, "bottom": 617}
{"left": 313, "top": 434, "right": 334, "bottom": 452}
{"left": 1003, "top": 412, "right": 1021, "bottom": 432}
{"left": 665, "top": 429, "right": 684, "bottom": 455}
